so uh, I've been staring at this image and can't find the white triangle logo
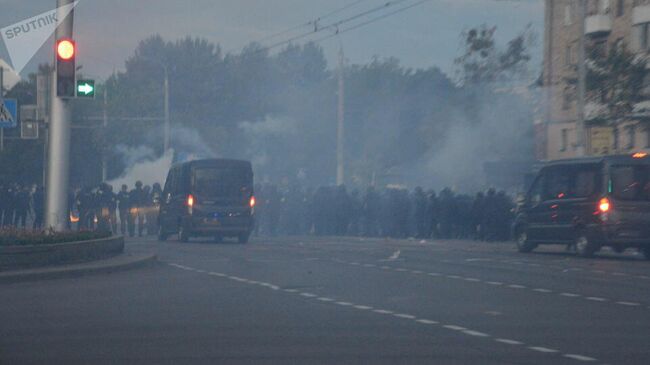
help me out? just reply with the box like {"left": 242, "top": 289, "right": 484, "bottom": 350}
{"left": 1, "top": 1, "right": 79, "bottom": 74}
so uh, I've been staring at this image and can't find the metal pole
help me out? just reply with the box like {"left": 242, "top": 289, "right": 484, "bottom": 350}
{"left": 0, "top": 66, "right": 4, "bottom": 153}
{"left": 101, "top": 86, "right": 108, "bottom": 181}
{"left": 45, "top": 0, "right": 74, "bottom": 231}
{"left": 576, "top": 0, "right": 587, "bottom": 156}
{"left": 163, "top": 67, "right": 170, "bottom": 152}
{"left": 336, "top": 46, "right": 345, "bottom": 186}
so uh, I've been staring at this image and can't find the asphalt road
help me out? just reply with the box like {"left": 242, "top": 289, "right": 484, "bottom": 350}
{"left": 2, "top": 235, "right": 650, "bottom": 364}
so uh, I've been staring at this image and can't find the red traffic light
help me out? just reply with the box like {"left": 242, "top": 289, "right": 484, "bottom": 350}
{"left": 56, "top": 39, "right": 75, "bottom": 61}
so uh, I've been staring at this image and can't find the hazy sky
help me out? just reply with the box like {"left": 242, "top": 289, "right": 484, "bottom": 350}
{"left": 0, "top": 0, "right": 543, "bottom": 80}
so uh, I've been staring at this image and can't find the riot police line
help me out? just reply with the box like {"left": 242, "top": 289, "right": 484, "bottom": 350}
{"left": 253, "top": 184, "right": 515, "bottom": 242}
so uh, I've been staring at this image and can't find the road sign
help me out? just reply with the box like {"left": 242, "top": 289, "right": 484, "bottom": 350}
{"left": 0, "top": 98, "right": 18, "bottom": 128}
{"left": 76, "top": 79, "right": 95, "bottom": 98}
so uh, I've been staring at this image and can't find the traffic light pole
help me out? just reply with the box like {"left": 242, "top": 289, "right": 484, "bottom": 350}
{"left": 45, "top": 0, "right": 74, "bottom": 231}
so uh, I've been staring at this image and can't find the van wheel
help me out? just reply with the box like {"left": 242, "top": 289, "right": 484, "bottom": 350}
{"left": 158, "top": 226, "right": 168, "bottom": 241}
{"left": 179, "top": 225, "right": 190, "bottom": 243}
{"left": 238, "top": 233, "right": 250, "bottom": 244}
{"left": 515, "top": 226, "right": 536, "bottom": 253}
{"left": 641, "top": 247, "right": 650, "bottom": 260}
{"left": 575, "top": 232, "right": 598, "bottom": 258}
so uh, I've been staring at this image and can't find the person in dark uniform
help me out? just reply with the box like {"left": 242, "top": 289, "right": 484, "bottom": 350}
{"left": 13, "top": 185, "right": 30, "bottom": 229}
{"left": 129, "top": 181, "right": 147, "bottom": 237}
{"left": 116, "top": 184, "right": 130, "bottom": 236}
{"left": 149, "top": 183, "right": 163, "bottom": 236}
{"left": 3, "top": 184, "right": 16, "bottom": 227}
{"left": 32, "top": 185, "right": 45, "bottom": 230}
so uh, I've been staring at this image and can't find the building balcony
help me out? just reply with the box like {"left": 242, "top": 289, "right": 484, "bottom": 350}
{"left": 585, "top": 14, "right": 612, "bottom": 36}
{"left": 633, "top": 5, "right": 650, "bottom": 25}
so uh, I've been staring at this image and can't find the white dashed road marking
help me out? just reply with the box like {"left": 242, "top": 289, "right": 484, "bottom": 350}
{"left": 166, "top": 262, "right": 601, "bottom": 363}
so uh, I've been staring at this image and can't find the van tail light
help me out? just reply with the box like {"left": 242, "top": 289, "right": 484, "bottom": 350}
{"left": 599, "top": 197, "right": 610, "bottom": 213}
{"left": 249, "top": 196, "right": 256, "bottom": 208}
{"left": 187, "top": 194, "right": 195, "bottom": 207}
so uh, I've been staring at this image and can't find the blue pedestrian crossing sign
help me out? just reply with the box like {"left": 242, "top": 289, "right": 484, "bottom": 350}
{"left": 0, "top": 99, "right": 18, "bottom": 128}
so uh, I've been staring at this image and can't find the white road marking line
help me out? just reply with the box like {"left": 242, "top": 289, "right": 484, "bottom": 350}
{"left": 508, "top": 284, "right": 526, "bottom": 289}
{"left": 411, "top": 270, "right": 424, "bottom": 274}
{"left": 463, "top": 330, "right": 489, "bottom": 337}
{"left": 528, "top": 346, "right": 559, "bottom": 353}
{"left": 350, "top": 262, "right": 360, "bottom": 265}
{"left": 387, "top": 249, "right": 401, "bottom": 261}
{"left": 591, "top": 270, "right": 606, "bottom": 274}
{"left": 363, "top": 264, "right": 375, "bottom": 268}
{"left": 428, "top": 272, "right": 441, "bottom": 276}
{"left": 563, "top": 354, "right": 597, "bottom": 362}
{"left": 612, "top": 272, "right": 626, "bottom": 276}
{"left": 533, "top": 288, "right": 552, "bottom": 293}
{"left": 393, "top": 313, "right": 416, "bottom": 319}
{"left": 464, "top": 278, "right": 481, "bottom": 282}
{"left": 168, "top": 262, "right": 602, "bottom": 364}
{"left": 373, "top": 309, "right": 394, "bottom": 314}
{"left": 381, "top": 266, "right": 392, "bottom": 270}
{"left": 486, "top": 281, "right": 503, "bottom": 285}
{"left": 560, "top": 293, "right": 581, "bottom": 298}
{"left": 637, "top": 275, "right": 650, "bottom": 280}
{"left": 496, "top": 338, "right": 523, "bottom": 345}
{"left": 395, "top": 268, "right": 407, "bottom": 272}
{"left": 447, "top": 275, "right": 462, "bottom": 279}
{"left": 443, "top": 325, "right": 467, "bottom": 331}
{"left": 616, "top": 301, "right": 641, "bottom": 306}
{"left": 586, "top": 297, "right": 607, "bottom": 302}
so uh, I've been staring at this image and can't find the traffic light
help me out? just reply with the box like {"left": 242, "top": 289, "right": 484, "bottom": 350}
{"left": 56, "top": 38, "right": 76, "bottom": 98}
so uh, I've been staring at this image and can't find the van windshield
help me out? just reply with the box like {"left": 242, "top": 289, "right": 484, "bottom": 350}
{"left": 192, "top": 167, "right": 251, "bottom": 198}
{"left": 611, "top": 165, "right": 650, "bottom": 201}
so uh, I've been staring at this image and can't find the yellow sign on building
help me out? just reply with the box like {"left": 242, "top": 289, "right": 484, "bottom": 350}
{"left": 589, "top": 127, "right": 613, "bottom": 156}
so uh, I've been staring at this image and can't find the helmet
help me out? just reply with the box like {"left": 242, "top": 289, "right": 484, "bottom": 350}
{"left": 135, "top": 181, "right": 143, "bottom": 188}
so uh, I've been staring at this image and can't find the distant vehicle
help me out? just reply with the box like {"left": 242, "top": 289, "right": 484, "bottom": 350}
{"left": 513, "top": 153, "right": 650, "bottom": 258}
{"left": 158, "top": 159, "right": 255, "bottom": 243}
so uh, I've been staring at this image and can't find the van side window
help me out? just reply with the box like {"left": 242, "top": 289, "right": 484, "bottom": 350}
{"left": 528, "top": 175, "right": 545, "bottom": 205}
{"left": 573, "top": 168, "right": 598, "bottom": 198}
{"left": 545, "top": 168, "right": 570, "bottom": 200}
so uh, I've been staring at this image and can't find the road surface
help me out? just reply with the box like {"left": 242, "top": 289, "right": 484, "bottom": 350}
{"left": 2, "top": 236, "right": 649, "bottom": 364}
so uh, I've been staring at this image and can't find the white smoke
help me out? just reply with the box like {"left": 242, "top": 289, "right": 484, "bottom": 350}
{"left": 107, "top": 149, "right": 174, "bottom": 189}
{"left": 107, "top": 126, "right": 218, "bottom": 190}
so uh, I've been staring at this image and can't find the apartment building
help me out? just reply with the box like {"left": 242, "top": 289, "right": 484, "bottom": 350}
{"left": 541, "top": 0, "right": 650, "bottom": 160}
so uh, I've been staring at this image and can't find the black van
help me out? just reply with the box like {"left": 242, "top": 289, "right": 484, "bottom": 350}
{"left": 513, "top": 153, "right": 650, "bottom": 258}
{"left": 157, "top": 159, "right": 255, "bottom": 243}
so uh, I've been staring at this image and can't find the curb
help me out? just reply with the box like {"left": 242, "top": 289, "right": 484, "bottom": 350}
{"left": 0, "top": 253, "right": 157, "bottom": 284}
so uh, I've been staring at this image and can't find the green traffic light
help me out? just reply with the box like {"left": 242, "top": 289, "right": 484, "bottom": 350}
{"left": 76, "top": 79, "right": 95, "bottom": 98}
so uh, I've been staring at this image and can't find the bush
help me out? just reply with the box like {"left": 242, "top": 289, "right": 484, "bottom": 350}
{"left": 0, "top": 229, "right": 112, "bottom": 246}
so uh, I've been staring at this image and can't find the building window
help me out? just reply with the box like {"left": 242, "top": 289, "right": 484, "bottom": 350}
{"left": 616, "top": 0, "right": 624, "bottom": 17}
{"left": 641, "top": 23, "right": 650, "bottom": 50}
{"left": 562, "top": 88, "right": 572, "bottom": 110}
{"left": 565, "top": 5, "right": 572, "bottom": 26}
{"left": 626, "top": 125, "right": 636, "bottom": 149}
{"left": 599, "top": 0, "right": 611, "bottom": 14}
{"left": 561, "top": 128, "right": 569, "bottom": 152}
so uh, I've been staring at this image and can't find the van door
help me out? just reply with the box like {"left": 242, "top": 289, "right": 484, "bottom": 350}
{"left": 540, "top": 166, "right": 571, "bottom": 243}
{"left": 556, "top": 165, "right": 601, "bottom": 242}
{"left": 159, "top": 168, "right": 176, "bottom": 231}
{"left": 525, "top": 172, "right": 554, "bottom": 242}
